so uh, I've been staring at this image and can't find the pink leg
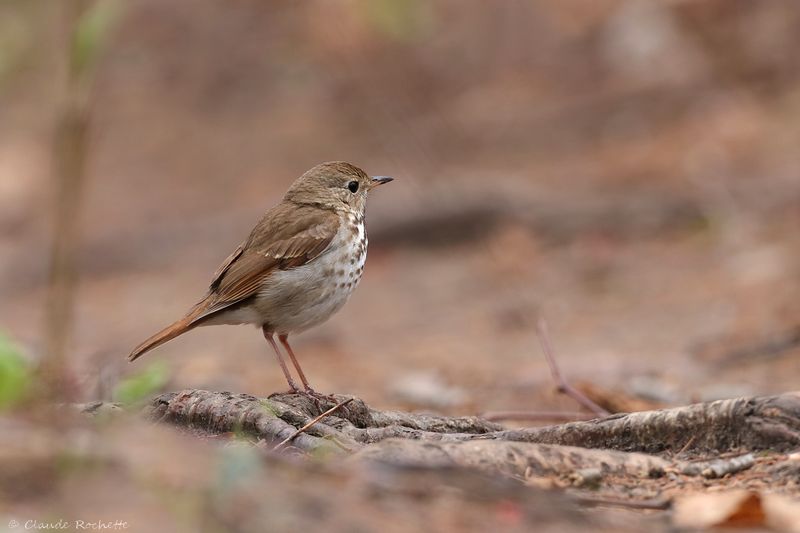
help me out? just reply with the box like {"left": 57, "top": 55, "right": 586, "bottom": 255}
{"left": 278, "top": 334, "right": 315, "bottom": 393}
{"left": 262, "top": 327, "right": 300, "bottom": 392}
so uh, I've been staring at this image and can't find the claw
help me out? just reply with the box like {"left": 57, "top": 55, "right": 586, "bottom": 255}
{"left": 301, "top": 388, "right": 340, "bottom": 409}
{"left": 268, "top": 389, "right": 301, "bottom": 398}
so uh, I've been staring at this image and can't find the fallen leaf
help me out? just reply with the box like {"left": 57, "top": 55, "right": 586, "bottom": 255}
{"left": 673, "top": 490, "right": 800, "bottom": 531}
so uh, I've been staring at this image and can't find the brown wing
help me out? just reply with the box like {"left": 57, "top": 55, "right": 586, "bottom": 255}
{"left": 194, "top": 204, "right": 340, "bottom": 321}
{"left": 209, "top": 241, "right": 245, "bottom": 290}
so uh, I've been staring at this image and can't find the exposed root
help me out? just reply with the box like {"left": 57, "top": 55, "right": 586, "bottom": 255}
{"left": 142, "top": 389, "right": 800, "bottom": 479}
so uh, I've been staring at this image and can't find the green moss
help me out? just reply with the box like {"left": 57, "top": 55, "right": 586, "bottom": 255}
{"left": 258, "top": 398, "right": 281, "bottom": 417}
{"left": 113, "top": 361, "right": 170, "bottom": 406}
{"left": 0, "top": 332, "right": 32, "bottom": 410}
{"left": 362, "top": 0, "right": 433, "bottom": 41}
{"left": 71, "top": 0, "right": 123, "bottom": 77}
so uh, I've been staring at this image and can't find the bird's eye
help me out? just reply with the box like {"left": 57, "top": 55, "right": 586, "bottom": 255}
{"left": 347, "top": 181, "right": 359, "bottom": 193}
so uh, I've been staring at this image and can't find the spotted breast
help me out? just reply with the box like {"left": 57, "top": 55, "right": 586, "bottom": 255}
{"left": 241, "top": 211, "right": 367, "bottom": 335}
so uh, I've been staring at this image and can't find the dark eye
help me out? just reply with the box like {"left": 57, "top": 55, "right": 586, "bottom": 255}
{"left": 347, "top": 181, "right": 359, "bottom": 193}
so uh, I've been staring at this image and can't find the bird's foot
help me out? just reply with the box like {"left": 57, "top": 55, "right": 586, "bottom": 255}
{"left": 301, "top": 387, "right": 340, "bottom": 406}
{"left": 268, "top": 381, "right": 304, "bottom": 397}
{"left": 268, "top": 389, "right": 302, "bottom": 398}
{"left": 303, "top": 387, "right": 331, "bottom": 398}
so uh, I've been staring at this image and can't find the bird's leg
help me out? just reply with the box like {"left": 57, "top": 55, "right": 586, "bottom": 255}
{"left": 278, "top": 335, "right": 339, "bottom": 406}
{"left": 262, "top": 327, "right": 300, "bottom": 393}
{"left": 279, "top": 335, "right": 342, "bottom": 403}
{"left": 278, "top": 334, "right": 316, "bottom": 393}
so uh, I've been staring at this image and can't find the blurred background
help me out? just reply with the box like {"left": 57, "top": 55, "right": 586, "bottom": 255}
{"left": 2, "top": 0, "right": 800, "bottom": 414}
{"left": 3, "top": 1, "right": 800, "bottom": 530}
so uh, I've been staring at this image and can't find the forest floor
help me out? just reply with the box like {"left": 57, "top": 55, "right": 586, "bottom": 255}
{"left": 3, "top": 2, "right": 800, "bottom": 531}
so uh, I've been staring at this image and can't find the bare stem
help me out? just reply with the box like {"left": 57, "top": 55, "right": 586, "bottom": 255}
{"left": 536, "top": 318, "right": 610, "bottom": 418}
{"left": 273, "top": 397, "right": 354, "bottom": 451}
{"left": 43, "top": 0, "right": 94, "bottom": 400}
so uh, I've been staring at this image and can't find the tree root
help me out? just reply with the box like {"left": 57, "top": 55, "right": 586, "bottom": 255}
{"left": 142, "top": 389, "right": 800, "bottom": 480}
{"left": 354, "top": 439, "right": 673, "bottom": 479}
{"left": 145, "top": 389, "right": 503, "bottom": 455}
{"left": 490, "top": 392, "right": 800, "bottom": 454}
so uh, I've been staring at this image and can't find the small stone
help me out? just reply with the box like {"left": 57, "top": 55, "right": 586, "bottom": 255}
{"left": 569, "top": 468, "right": 603, "bottom": 489}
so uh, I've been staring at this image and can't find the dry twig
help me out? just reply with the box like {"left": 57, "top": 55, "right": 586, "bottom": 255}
{"left": 680, "top": 453, "right": 756, "bottom": 479}
{"left": 676, "top": 435, "right": 696, "bottom": 457}
{"left": 537, "top": 319, "right": 610, "bottom": 417}
{"left": 573, "top": 495, "right": 672, "bottom": 511}
{"left": 273, "top": 397, "right": 354, "bottom": 451}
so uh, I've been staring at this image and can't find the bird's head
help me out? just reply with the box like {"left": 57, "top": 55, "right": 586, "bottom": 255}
{"left": 284, "top": 161, "right": 393, "bottom": 214}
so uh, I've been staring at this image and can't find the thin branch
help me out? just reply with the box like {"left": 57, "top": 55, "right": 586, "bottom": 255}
{"left": 572, "top": 495, "right": 672, "bottom": 511}
{"left": 675, "top": 435, "right": 696, "bottom": 457}
{"left": 679, "top": 453, "right": 755, "bottom": 479}
{"left": 537, "top": 318, "right": 610, "bottom": 417}
{"left": 273, "top": 398, "right": 354, "bottom": 451}
{"left": 43, "top": 0, "right": 92, "bottom": 402}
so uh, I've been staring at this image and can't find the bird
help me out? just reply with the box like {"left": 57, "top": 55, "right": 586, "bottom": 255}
{"left": 128, "top": 161, "right": 393, "bottom": 395}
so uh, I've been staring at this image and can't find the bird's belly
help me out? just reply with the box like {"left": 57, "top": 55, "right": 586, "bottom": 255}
{"left": 254, "top": 229, "right": 366, "bottom": 334}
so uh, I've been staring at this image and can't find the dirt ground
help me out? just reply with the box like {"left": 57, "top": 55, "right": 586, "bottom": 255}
{"left": 1, "top": 1, "right": 800, "bottom": 531}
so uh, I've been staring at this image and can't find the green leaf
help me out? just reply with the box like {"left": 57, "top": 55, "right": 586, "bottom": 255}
{"left": 71, "top": 0, "right": 122, "bottom": 77}
{"left": 113, "top": 361, "right": 170, "bottom": 406}
{"left": 362, "top": 0, "right": 433, "bottom": 41}
{"left": 0, "top": 333, "right": 31, "bottom": 410}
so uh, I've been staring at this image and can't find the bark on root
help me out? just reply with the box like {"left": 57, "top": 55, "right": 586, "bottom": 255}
{"left": 143, "top": 389, "right": 800, "bottom": 476}
{"left": 492, "top": 392, "right": 800, "bottom": 454}
{"left": 145, "top": 389, "right": 501, "bottom": 455}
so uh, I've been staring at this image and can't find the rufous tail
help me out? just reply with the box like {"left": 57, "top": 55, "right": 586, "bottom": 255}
{"left": 128, "top": 305, "right": 206, "bottom": 362}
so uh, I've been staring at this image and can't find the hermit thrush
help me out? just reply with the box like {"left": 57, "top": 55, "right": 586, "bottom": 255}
{"left": 128, "top": 162, "right": 392, "bottom": 394}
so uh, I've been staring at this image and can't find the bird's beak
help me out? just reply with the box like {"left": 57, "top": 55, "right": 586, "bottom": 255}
{"left": 370, "top": 176, "right": 394, "bottom": 188}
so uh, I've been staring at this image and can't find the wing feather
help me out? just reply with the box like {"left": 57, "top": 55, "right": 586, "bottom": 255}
{"left": 209, "top": 241, "right": 245, "bottom": 291}
{"left": 192, "top": 207, "right": 339, "bottom": 323}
